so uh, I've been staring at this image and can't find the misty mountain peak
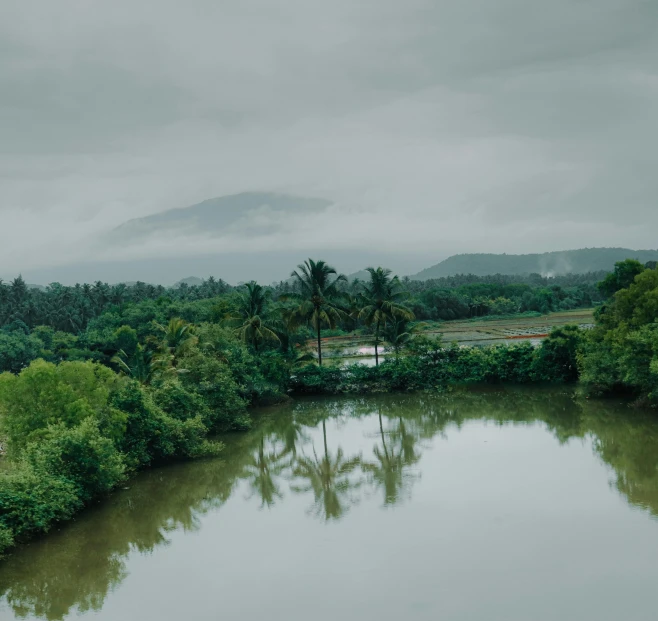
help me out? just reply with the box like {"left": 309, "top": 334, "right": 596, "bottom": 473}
{"left": 109, "top": 192, "right": 333, "bottom": 242}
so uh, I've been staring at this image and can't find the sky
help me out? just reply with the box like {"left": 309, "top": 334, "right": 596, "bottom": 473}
{"left": 1, "top": 0, "right": 657, "bottom": 284}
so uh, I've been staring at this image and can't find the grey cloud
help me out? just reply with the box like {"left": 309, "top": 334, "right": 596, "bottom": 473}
{"left": 1, "top": 0, "right": 657, "bottom": 283}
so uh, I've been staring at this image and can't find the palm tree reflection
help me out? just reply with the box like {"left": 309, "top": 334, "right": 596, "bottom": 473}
{"left": 243, "top": 436, "right": 290, "bottom": 508}
{"left": 291, "top": 420, "right": 362, "bottom": 520}
{"left": 362, "top": 410, "right": 421, "bottom": 507}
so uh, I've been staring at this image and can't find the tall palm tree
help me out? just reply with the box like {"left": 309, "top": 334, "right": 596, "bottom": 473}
{"left": 226, "top": 282, "right": 280, "bottom": 353}
{"left": 290, "top": 259, "right": 347, "bottom": 366}
{"left": 358, "top": 267, "right": 414, "bottom": 366}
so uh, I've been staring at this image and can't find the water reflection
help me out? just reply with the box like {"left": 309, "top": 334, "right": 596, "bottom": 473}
{"left": 291, "top": 420, "right": 363, "bottom": 520}
{"left": 1, "top": 387, "right": 658, "bottom": 620}
{"left": 243, "top": 436, "right": 289, "bottom": 508}
{"left": 362, "top": 410, "right": 421, "bottom": 506}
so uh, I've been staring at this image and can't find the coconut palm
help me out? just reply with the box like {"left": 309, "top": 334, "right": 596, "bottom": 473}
{"left": 154, "top": 317, "right": 197, "bottom": 366}
{"left": 226, "top": 282, "right": 280, "bottom": 352}
{"left": 290, "top": 259, "right": 347, "bottom": 366}
{"left": 112, "top": 344, "right": 171, "bottom": 384}
{"left": 291, "top": 420, "right": 361, "bottom": 520}
{"left": 382, "top": 317, "right": 426, "bottom": 361}
{"left": 358, "top": 267, "right": 414, "bottom": 366}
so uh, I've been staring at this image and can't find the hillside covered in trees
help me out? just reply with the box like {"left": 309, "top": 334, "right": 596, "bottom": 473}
{"left": 412, "top": 248, "right": 658, "bottom": 279}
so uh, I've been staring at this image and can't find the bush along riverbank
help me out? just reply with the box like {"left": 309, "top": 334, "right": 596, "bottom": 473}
{"left": 0, "top": 258, "right": 656, "bottom": 557}
{"left": 0, "top": 324, "right": 289, "bottom": 557}
{"left": 289, "top": 326, "right": 581, "bottom": 394}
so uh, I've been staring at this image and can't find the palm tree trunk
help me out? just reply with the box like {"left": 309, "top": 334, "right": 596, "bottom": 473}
{"left": 317, "top": 325, "right": 322, "bottom": 366}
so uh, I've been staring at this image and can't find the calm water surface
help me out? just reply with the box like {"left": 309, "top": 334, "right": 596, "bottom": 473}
{"left": 2, "top": 387, "right": 658, "bottom": 621}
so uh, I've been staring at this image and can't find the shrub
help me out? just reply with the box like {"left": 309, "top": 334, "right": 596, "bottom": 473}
{"left": 109, "top": 381, "right": 213, "bottom": 469}
{"left": 579, "top": 265, "right": 658, "bottom": 401}
{"left": 289, "top": 340, "right": 574, "bottom": 395}
{"left": 533, "top": 325, "right": 582, "bottom": 382}
{"left": 0, "top": 465, "right": 81, "bottom": 543}
{"left": 0, "top": 360, "right": 125, "bottom": 454}
{"left": 0, "top": 525, "right": 14, "bottom": 557}
{"left": 290, "top": 365, "right": 345, "bottom": 394}
{"left": 178, "top": 350, "right": 250, "bottom": 431}
{"left": 151, "top": 380, "right": 211, "bottom": 422}
{"left": 24, "top": 419, "right": 126, "bottom": 502}
{"left": 0, "top": 331, "right": 43, "bottom": 373}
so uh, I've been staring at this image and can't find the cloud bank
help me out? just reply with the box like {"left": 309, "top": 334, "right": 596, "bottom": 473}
{"left": 1, "top": 0, "right": 656, "bottom": 281}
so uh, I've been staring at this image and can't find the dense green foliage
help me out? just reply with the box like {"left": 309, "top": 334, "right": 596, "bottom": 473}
{"left": 0, "top": 277, "right": 231, "bottom": 333}
{"left": 290, "top": 329, "right": 579, "bottom": 394}
{"left": 579, "top": 263, "right": 658, "bottom": 402}
{"left": 596, "top": 259, "right": 646, "bottom": 298}
{"left": 404, "top": 278, "right": 602, "bottom": 320}
{"left": 0, "top": 319, "right": 287, "bottom": 556}
{"left": 0, "top": 359, "right": 224, "bottom": 556}
{"left": 0, "top": 255, "right": 655, "bottom": 559}
{"left": 0, "top": 269, "right": 605, "bottom": 344}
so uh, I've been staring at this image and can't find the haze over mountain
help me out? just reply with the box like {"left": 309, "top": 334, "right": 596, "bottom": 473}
{"left": 109, "top": 192, "right": 332, "bottom": 244}
{"left": 410, "top": 248, "right": 658, "bottom": 280}
{"left": 10, "top": 244, "right": 657, "bottom": 288}
{"left": 12, "top": 189, "right": 657, "bottom": 286}
{"left": 7, "top": 191, "right": 434, "bottom": 285}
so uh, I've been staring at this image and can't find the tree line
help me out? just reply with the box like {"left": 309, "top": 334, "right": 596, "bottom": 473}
{"left": 0, "top": 261, "right": 609, "bottom": 376}
{"left": 1, "top": 268, "right": 606, "bottom": 334}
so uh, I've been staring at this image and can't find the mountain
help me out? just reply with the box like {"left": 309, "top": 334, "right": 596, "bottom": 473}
{"left": 345, "top": 269, "right": 371, "bottom": 282}
{"left": 109, "top": 192, "right": 333, "bottom": 242}
{"left": 173, "top": 276, "right": 204, "bottom": 288}
{"left": 410, "top": 248, "right": 658, "bottom": 280}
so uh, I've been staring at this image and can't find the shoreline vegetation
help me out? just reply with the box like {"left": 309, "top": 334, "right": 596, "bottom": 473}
{"left": 0, "top": 257, "right": 656, "bottom": 556}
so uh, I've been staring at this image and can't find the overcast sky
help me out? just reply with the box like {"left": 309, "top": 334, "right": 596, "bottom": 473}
{"left": 1, "top": 0, "right": 657, "bottom": 283}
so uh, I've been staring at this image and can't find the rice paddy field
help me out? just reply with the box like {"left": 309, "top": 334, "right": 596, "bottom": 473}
{"left": 310, "top": 309, "right": 595, "bottom": 366}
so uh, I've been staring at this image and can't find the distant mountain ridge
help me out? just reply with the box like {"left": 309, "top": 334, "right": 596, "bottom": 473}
{"left": 410, "top": 248, "right": 658, "bottom": 280}
{"left": 109, "top": 191, "right": 332, "bottom": 242}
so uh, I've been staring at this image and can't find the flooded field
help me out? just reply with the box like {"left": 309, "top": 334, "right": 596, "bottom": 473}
{"left": 313, "top": 309, "right": 595, "bottom": 365}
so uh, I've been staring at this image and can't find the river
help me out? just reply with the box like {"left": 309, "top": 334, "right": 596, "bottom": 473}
{"left": 1, "top": 387, "right": 658, "bottom": 621}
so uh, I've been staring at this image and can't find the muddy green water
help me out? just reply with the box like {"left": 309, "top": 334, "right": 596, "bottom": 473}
{"left": 2, "top": 387, "right": 658, "bottom": 621}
